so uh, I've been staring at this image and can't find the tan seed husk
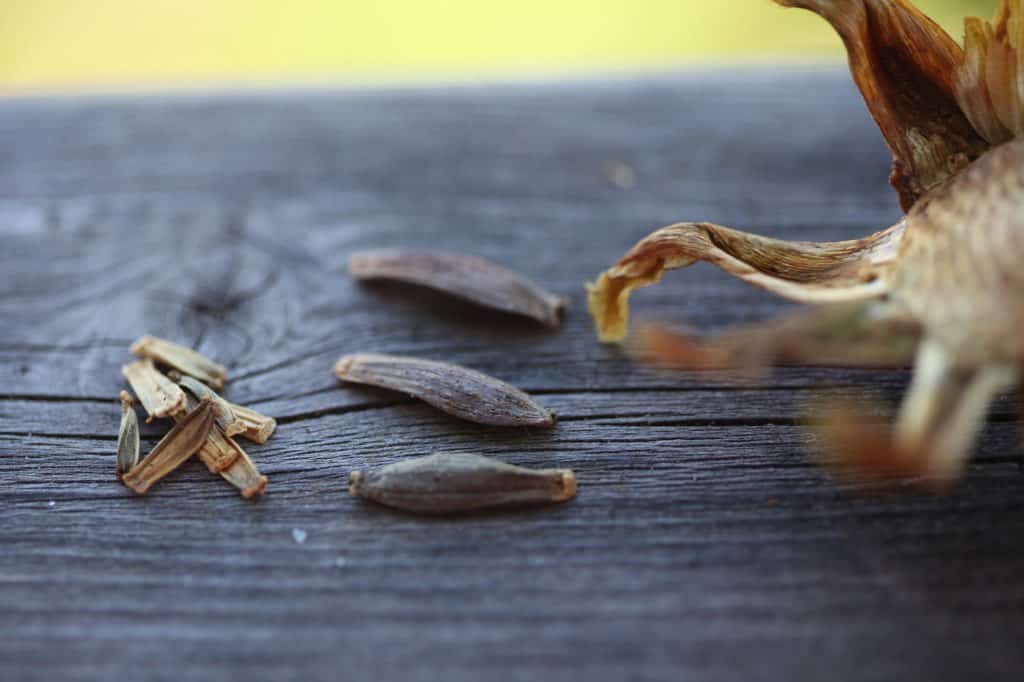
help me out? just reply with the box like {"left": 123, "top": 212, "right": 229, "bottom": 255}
{"left": 225, "top": 403, "right": 277, "bottom": 444}
{"left": 349, "top": 452, "right": 576, "bottom": 514}
{"left": 175, "top": 374, "right": 246, "bottom": 437}
{"left": 115, "top": 391, "right": 140, "bottom": 477}
{"left": 334, "top": 353, "right": 554, "bottom": 427}
{"left": 348, "top": 249, "right": 567, "bottom": 327}
{"left": 131, "top": 335, "right": 228, "bottom": 390}
{"left": 122, "top": 358, "right": 186, "bottom": 421}
{"left": 175, "top": 392, "right": 268, "bottom": 497}
{"left": 121, "top": 398, "right": 215, "bottom": 494}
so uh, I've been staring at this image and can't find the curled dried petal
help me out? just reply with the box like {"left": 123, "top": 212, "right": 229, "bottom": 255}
{"left": 587, "top": 221, "right": 902, "bottom": 343}
{"left": 776, "top": 0, "right": 990, "bottom": 210}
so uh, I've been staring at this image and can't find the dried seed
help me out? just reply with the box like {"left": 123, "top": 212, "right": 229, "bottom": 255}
{"left": 334, "top": 353, "right": 554, "bottom": 427}
{"left": 225, "top": 403, "right": 277, "bottom": 444}
{"left": 122, "top": 358, "right": 186, "bottom": 421}
{"left": 115, "top": 391, "right": 140, "bottom": 477}
{"left": 348, "top": 249, "right": 567, "bottom": 327}
{"left": 121, "top": 398, "right": 215, "bottom": 494}
{"left": 175, "top": 374, "right": 246, "bottom": 437}
{"left": 349, "top": 452, "right": 576, "bottom": 514}
{"left": 176, "top": 392, "right": 268, "bottom": 498}
{"left": 131, "top": 335, "right": 228, "bottom": 390}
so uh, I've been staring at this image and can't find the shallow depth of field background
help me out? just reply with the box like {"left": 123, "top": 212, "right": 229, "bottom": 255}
{"left": 0, "top": 1, "right": 995, "bottom": 92}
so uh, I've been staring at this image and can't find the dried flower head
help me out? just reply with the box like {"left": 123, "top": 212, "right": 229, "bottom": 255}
{"left": 587, "top": 0, "right": 1024, "bottom": 488}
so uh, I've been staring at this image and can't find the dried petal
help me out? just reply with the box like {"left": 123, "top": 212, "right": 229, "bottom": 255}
{"left": 175, "top": 374, "right": 246, "bottom": 437}
{"left": 334, "top": 353, "right": 554, "bottom": 427}
{"left": 634, "top": 302, "right": 920, "bottom": 373}
{"left": 349, "top": 249, "right": 567, "bottom": 327}
{"left": 777, "top": 0, "right": 990, "bottom": 210}
{"left": 956, "top": 1, "right": 1024, "bottom": 144}
{"left": 349, "top": 452, "right": 576, "bottom": 514}
{"left": 115, "top": 391, "right": 140, "bottom": 477}
{"left": 122, "top": 358, "right": 186, "bottom": 421}
{"left": 811, "top": 341, "right": 1018, "bottom": 489}
{"left": 587, "top": 220, "right": 903, "bottom": 343}
{"left": 121, "top": 398, "right": 215, "bottom": 494}
{"left": 131, "top": 335, "right": 228, "bottom": 390}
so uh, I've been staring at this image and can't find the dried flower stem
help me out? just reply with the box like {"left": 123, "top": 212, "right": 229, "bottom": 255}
{"left": 349, "top": 249, "right": 567, "bottom": 327}
{"left": 334, "top": 353, "right": 554, "bottom": 427}
{"left": 131, "top": 335, "right": 228, "bottom": 390}
{"left": 121, "top": 398, "right": 215, "bottom": 494}
{"left": 349, "top": 452, "right": 576, "bottom": 514}
{"left": 122, "top": 358, "right": 186, "bottom": 421}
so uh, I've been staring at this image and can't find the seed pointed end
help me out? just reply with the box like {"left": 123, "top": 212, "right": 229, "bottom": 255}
{"left": 348, "top": 470, "right": 363, "bottom": 497}
{"left": 554, "top": 469, "right": 577, "bottom": 502}
{"left": 334, "top": 355, "right": 355, "bottom": 378}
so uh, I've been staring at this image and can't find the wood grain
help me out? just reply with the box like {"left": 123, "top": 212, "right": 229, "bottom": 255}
{"left": 1, "top": 70, "right": 1022, "bottom": 682}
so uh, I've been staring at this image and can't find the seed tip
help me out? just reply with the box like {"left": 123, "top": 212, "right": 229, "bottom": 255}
{"left": 556, "top": 469, "right": 577, "bottom": 502}
{"left": 242, "top": 476, "right": 268, "bottom": 499}
{"left": 129, "top": 335, "right": 154, "bottom": 356}
{"left": 334, "top": 355, "right": 355, "bottom": 377}
{"left": 348, "top": 470, "right": 363, "bottom": 496}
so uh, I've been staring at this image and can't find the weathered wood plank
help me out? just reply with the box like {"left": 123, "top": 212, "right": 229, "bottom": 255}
{"left": 1, "top": 70, "right": 1022, "bottom": 682}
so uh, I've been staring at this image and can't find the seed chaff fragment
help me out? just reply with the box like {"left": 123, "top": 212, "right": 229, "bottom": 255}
{"left": 334, "top": 353, "right": 554, "bottom": 427}
{"left": 131, "top": 335, "right": 228, "bottom": 390}
{"left": 349, "top": 452, "right": 576, "bottom": 514}
{"left": 122, "top": 358, "right": 186, "bottom": 421}
{"left": 225, "top": 403, "right": 277, "bottom": 444}
{"left": 174, "top": 373, "right": 246, "bottom": 437}
{"left": 121, "top": 398, "right": 215, "bottom": 494}
{"left": 115, "top": 391, "right": 140, "bottom": 477}
{"left": 348, "top": 249, "right": 567, "bottom": 327}
{"left": 175, "top": 393, "right": 268, "bottom": 498}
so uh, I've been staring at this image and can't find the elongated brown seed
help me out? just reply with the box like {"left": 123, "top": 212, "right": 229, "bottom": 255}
{"left": 349, "top": 452, "right": 576, "bottom": 514}
{"left": 334, "top": 353, "right": 555, "bottom": 427}
{"left": 121, "top": 398, "right": 215, "bottom": 494}
{"left": 175, "top": 392, "right": 268, "bottom": 498}
{"left": 131, "top": 335, "right": 228, "bottom": 390}
{"left": 175, "top": 374, "right": 246, "bottom": 437}
{"left": 348, "top": 249, "right": 567, "bottom": 327}
{"left": 115, "top": 391, "right": 140, "bottom": 477}
{"left": 122, "top": 358, "right": 186, "bottom": 421}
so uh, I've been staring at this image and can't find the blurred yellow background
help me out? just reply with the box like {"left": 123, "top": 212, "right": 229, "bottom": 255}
{"left": 0, "top": 1, "right": 994, "bottom": 92}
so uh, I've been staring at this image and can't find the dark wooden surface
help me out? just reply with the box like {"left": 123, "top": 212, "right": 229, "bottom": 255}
{"left": 2, "top": 70, "right": 1023, "bottom": 682}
